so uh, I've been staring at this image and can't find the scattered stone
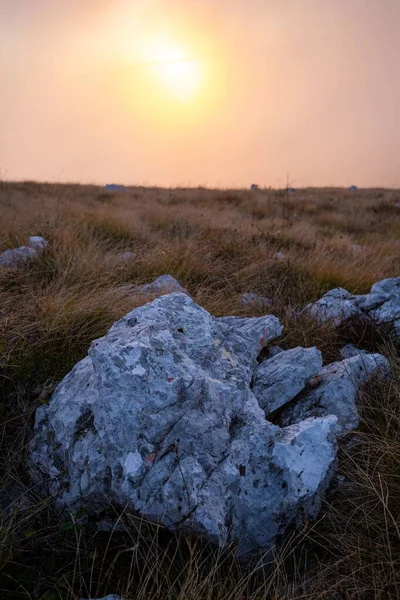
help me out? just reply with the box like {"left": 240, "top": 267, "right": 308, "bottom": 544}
{"left": 30, "top": 292, "right": 340, "bottom": 560}
{"left": 250, "top": 184, "right": 259, "bottom": 191}
{"left": 27, "top": 236, "right": 48, "bottom": 251}
{"left": 105, "top": 184, "right": 126, "bottom": 192}
{"left": 119, "top": 251, "right": 135, "bottom": 262}
{"left": 349, "top": 185, "right": 358, "bottom": 191}
{"left": 110, "top": 275, "right": 189, "bottom": 301}
{"left": 305, "top": 277, "right": 400, "bottom": 333}
{"left": 275, "top": 251, "right": 286, "bottom": 261}
{"left": 278, "top": 353, "right": 390, "bottom": 436}
{"left": 239, "top": 293, "right": 272, "bottom": 310}
{"left": 0, "top": 245, "right": 38, "bottom": 267}
{"left": 139, "top": 274, "right": 188, "bottom": 296}
{"left": 305, "top": 288, "right": 359, "bottom": 327}
{"left": 252, "top": 347, "right": 322, "bottom": 414}
{"left": 0, "top": 235, "right": 49, "bottom": 267}
{"left": 350, "top": 244, "right": 365, "bottom": 253}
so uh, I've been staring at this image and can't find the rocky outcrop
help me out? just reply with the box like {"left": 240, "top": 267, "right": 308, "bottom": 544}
{"left": 277, "top": 353, "right": 390, "bottom": 435}
{"left": 30, "top": 292, "right": 342, "bottom": 559}
{"left": 0, "top": 236, "right": 48, "bottom": 267}
{"left": 252, "top": 347, "right": 322, "bottom": 413}
{"left": 305, "top": 277, "right": 400, "bottom": 333}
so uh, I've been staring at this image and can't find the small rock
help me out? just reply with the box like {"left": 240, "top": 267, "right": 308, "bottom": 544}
{"left": 0, "top": 245, "right": 37, "bottom": 267}
{"left": 304, "top": 288, "right": 359, "bottom": 327}
{"left": 349, "top": 185, "right": 358, "bottom": 191}
{"left": 275, "top": 251, "right": 286, "bottom": 260}
{"left": 27, "top": 236, "right": 48, "bottom": 251}
{"left": 350, "top": 244, "right": 364, "bottom": 253}
{"left": 240, "top": 293, "right": 272, "bottom": 310}
{"left": 105, "top": 184, "right": 126, "bottom": 192}
{"left": 250, "top": 184, "right": 259, "bottom": 191}
{"left": 252, "top": 347, "right": 323, "bottom": 414}
{"left": 119, "top": 251, "right": 135, "bottom": 262}
{"left": 139, "top": 274, "right": 188, "bottom": 296}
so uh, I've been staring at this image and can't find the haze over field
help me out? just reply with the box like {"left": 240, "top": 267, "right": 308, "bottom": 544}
{"left": 1, "top": 0, "right": 399, "bottom": 187}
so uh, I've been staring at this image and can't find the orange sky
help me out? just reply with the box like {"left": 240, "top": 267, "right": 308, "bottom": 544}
{"left": 1, "top": 0, "right": 399, "bottom": 187}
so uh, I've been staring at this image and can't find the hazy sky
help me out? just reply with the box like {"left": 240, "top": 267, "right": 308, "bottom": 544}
{"left": 1, "top": 0, "right": 399, "bottom": 187}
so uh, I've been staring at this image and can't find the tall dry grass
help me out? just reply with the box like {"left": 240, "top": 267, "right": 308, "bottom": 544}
{"left": 0, "top": 181, "right": 400, "bottom": 599}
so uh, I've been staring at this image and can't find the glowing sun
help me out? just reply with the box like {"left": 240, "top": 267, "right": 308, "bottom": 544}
{"left": 141, "top": 38, "right": 205, "bottom": 103}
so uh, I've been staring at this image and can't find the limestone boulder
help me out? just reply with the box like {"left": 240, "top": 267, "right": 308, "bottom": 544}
{"left": 252, "top": 347, "right": 322, "bottom": 414}
{"left": 305, "top": 288, "right": 359, "bottom": 327}
{"left": 30, "top": 293, "right": 338, "bottom": 559}
{"left": 277, "top": 353, "right": 390, "bottom": 435}
{"left": 305, "top": 277, "right": 400, "bottom": 334}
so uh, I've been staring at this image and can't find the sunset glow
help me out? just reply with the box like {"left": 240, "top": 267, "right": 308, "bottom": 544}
{"left": 140, "top": 38, "right": 206, "bottom": 103}
{"left": 1, "top": 0, "right": 400, "bottom": 186}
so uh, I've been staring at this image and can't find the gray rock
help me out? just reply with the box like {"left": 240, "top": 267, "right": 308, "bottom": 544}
{"left": 305, "top": 278, "right": 400, "bottom": 333}
{"left": 305, "top": 288, "right": 359, "bottom": 327}
{"left": 0, "top": 245, "right": 37, "bottom": 267}
{"left": 239, "top": 293, "right": 272, "bottom": 310}
{"left": 275, "top": 251, "right": 286, "bottom": 261}
{"left": 109, "top": 275, "right": 189, "bottom": 301}
{"left": 119, "top": 251, "right": 135, "bottom": 262}
{"left": 340, "top": 344, "right": 368, "bottom": 359}
{"left": 30, "top": 293, "right": 338, "bottom": 559}
{"left": 27, "top": 236, "right": 48, "bottom": 251}
{"left": 278, "top": 353, "right": 390, "bottom": 436}
{"left": 350, "top": 244, "right": 365, "bottom": 253}
{"left": 250, "top": 184, "right": 259, "bottom": 191}
{"left": 139, "top": 274, "right": 188, "bottom": 297}
{"left": 252, "top": 347, "right": 323, "bottom": 414}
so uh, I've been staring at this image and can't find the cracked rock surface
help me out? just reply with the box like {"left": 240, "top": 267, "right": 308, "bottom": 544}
{"left": 277, "top": 353, "right": 390, "bottom": 435}
{"left": 30, "top": 292, "right": 340, "bottom": 559}
{"left": 252, "top": 347, "right": 323, "bottom": 414}
{"left": 305, "top": 277, "right": 400, "bottom": 332}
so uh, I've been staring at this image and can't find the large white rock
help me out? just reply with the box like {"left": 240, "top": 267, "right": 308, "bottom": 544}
{"left": 30, "top": 293, "right": 338, "bottom": 559}
{"left": 252, "top": 347, "right": 323, "bottom": 414}
{"left": 278, "top": 353, "right": 390, "bottom": 435}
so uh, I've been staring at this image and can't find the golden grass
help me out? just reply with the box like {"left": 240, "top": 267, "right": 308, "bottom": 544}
{"left": 0, "top": 181, "right": 400, "bottom": 599}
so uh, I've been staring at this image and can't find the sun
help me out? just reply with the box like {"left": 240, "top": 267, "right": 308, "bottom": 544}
{"left": 140, "top": 37, "right": 205, "bottom": 103}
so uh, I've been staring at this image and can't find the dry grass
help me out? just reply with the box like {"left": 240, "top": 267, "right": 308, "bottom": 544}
{"left": 0, "top": 181, "right": 400, "bottom": 599}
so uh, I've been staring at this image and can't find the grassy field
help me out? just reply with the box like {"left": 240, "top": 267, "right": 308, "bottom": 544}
{"left": 1, "top": 181, "right": 400, "bottom": 599}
